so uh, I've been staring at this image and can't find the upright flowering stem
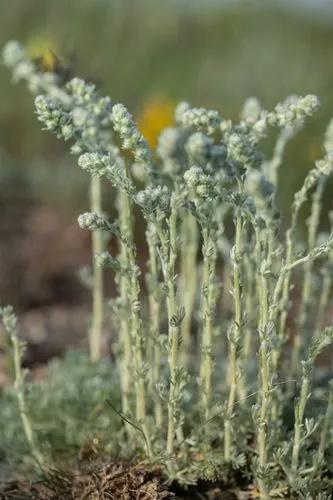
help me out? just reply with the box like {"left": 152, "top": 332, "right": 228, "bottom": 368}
{"left": 290, "top": 373, "right": 309, "bottom": 483}
{"left": 12, "top": 335, "right": 44, "bottom": 467}
{"left": 312, "top": 381, "right": 333, "bottom": 473}
{"left": 275, "top": 227, "right": 293, "bottom": 368}
{"left": 240, "top": 248, "right": 256, "bottom": 397}
{"left": 199, "top": 227, "right": 216, "bottom": 422}
{"left": 180, "top": 212, "right": 198, "bottom": 366}
{"left": 257, "top": 274, "right": 269, "bottom": 466}
{"left": 290, "top": 329, "right": 333, "bottom": 485}
{"left": 254, "top": 227, "right": 271, "bottom": 499}
{"left": 146, "top": 223, "right": 163, "bottom": 427}
{"left": 117, "top": 191, "right": 132, "bottom": 416}
{"left": 294, "top": 176, "right": 325, "bottom": 369}
{"left": 274, "top": 157, "right": 333, "bottom": 374}
{"left": 125, "top": 183, "right": 151, "bottom": 457}
{"left": 108, "top": 103, "right": 154, "bottom": 454}
{"left": 0, "top": 307, "right": 43, "bottom": 467}
{"left": 89, "top": 175, "right": 104, "bottom": 361}
{"left": 315, "top": 247, "right": 333, "bottom": 334}
{"left": 157, "top": 192, "right": 181, "bottom": 457}
{"left": 166, "top": 200, "right": 179, "bottom": 456}
{"left": 224, "top": 203, "right": 243, "bottom": 460}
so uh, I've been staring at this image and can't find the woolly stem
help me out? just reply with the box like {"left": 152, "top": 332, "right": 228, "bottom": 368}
{"left": 224, "top": 206, "right": 242, "bottom": 460}
{"left": 265, "top": 127, "right": 296, "bottom": 190}
{"left": 315, "top": 260, "right": 333, "bottom": 334}
{"left": 257, "top": 269, "right": 270, "bottom": 499}
{"left": 146, "top": 223, "right": 163, "bottom": 427}
{"left": 199, "top": 227, "right": 216, "bottom": 422}
{"left": 238, "top": 241, "right": 257, "bottom": 401}
{"left": 246, "top": 222, "right": 271, "bottom": 499}
{"left": 11, "top": 334, "right": 43, "bottom": 466}
{"left": 271, "top": 237, "right": 333, "bottom": 329}
{"left": 315, "top": 214, "right": 333, "bottom": 334}
{"left": 291, "top": 376, "right": 309, "bottom": 481}
{"left": 128, "top": 223, "right": 152, "bottom": 458}
{"left": 274, "top": 227, "right": 293, "bottom": 370}
{"left": 243, "top": 253, "right": 256, "bottom": 361}
{"left": 157, "top": 195, "right": 181, "bottom": 457}
{"left": 274, "top": 162, "right": 332, "bottom": 373}
{"left": 293, "top": 177, "right": 325, "bottom": 372}
{"left": 121, "top": 166, "right": 152, "bottom": 457}
{"left": 180, "top": 212, "right": 198, "bottom": 367}
{"left": 290, "top": 328, "right": 333, "bottom": 483}
{"left": 167, "top": 203, "right": 179, "bottom": 456}
{"left": 312, "top": 382, "right": 333, "bottom": 472}
{"left": 118, "top": 191, "right": 132, "bottom": 416}
{"left": 89, "top": 175, "right": 104, "bottom": 361}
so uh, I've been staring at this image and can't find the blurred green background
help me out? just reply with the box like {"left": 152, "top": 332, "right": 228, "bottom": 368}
{"left": 0, "top": 0, "right": 333, "bottom": 332}
{"left": 1, "top": 0, "right": 333, "bottom": 208}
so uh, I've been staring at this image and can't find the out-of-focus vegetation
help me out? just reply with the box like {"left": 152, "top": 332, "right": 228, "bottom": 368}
{"left": 1, "top": 0, "right": 333, "bottom": 214}
{"left": 0, "top": 351, "right": 122, "bottom": 478}
{"left": 1, "top": 0, "right": 333, "bottom": 314}
{"left": 2, "top": 34, "right": 333, "bottom": 497}
{"left": 1, "top": 4, "right": 333, "bottom": 496}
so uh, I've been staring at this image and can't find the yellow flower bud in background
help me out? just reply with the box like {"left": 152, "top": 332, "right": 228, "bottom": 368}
{"left": 137, "top": 95, "right": 174, "bottom": 148}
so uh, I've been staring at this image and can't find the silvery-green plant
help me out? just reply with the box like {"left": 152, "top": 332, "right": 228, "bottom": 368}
{"left": 0, "top": 306, "right": 43, "bottom": 467}
{"left": 3, "top": 41, "right": 333, "bottom": 498}
{"left": 2, "top": 41, "right": 112, "bottom": 362}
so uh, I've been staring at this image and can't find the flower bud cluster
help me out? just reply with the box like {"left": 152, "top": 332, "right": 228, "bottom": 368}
{"left": 135, "top": 185, "right": 170, "bottom": 221}
{"left": 245, "top": 170, "right": 274, "bottom": 210}
{"left": 271, "top": 94, "right": 319, "bottom": 128}
{"left": 78, "top": 211, "right": 124, "bottom": 241}
{"left": 184, "top": 166, "right": 211, "bottom": 197}
{"left": 157, "top": 127, "right": 186, "bottom": 160}
{"left": 3, "top": 45, "right": 115, "bottom": 156}
{"left": 66, "top": 78, "right": 96, "bottom": 105}
{"left": 78, "top": 151, "right": 115, "bottom": 176}
{"left": 66, "top": 77, "right": 113, "bottom": 154}
{"left": 3, "top": 40, "right": 25, "bottom": 68}
{"left": 180, "top": 107, "right": 221, "bottom": 135}
{"left": 299, "top": 232, "right": 333, "bottom": 270}
{"left": 94, "top": 251, "right": 119, "bottom": 270}
{"left": 78, "top": 152, "right": 135, "bottom": 196}
{"left": 33, "top": 78, "right": 115, "bottom": 155}
{"left": 183, "top": 165, "right": 225, "bottom": 229}
{"left": 35, "top": 95, "right": 73, "bottom": 140}
{"left": 174, "top": 101, "right": 191, "bottom": 124}
{"left": 230, "top": 191, "right": 256, "bottom": 216}
{"left": 185, "top": 132, "right": 214, "bottom": 164}
{"left": 2, "top": 40, "right": 67, "bottom": 102}
{"left": 316, "top": 154, "right": 333, "bottom": 177}
{"left": 225, "top": 131, "right": 262, "bottom": 175}
{"left": 78, "top": 211, "right": 106, "bottom": 231}
{"left": 293, "top": 154, "right": 333, "bottom": 212}
{"left": 240, "top": 97, "right": 262, "bottom": 124}
{"left": 111, "top": 103, "right": 151, "bottom": 165}
{"left": 0, "top": 305, "right": 18, "bottom": 333}
{"left": 307, "top": 327, "right": 333, "bottom": 364}
{"left": 157, "top": 126, "right": 188, "bottom": 178}
{"left": 252, "top": 95, "right": 319, "bottom": 139}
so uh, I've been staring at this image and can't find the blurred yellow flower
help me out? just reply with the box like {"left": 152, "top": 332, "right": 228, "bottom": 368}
{"left": 138, "top": 95, "right": 175, "bottom": 148}
{"left": 27, "top": 35, "right": 58, "bottom": 72}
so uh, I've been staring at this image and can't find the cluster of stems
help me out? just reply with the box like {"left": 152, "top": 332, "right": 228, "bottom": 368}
{"left": 0, "top": 307, "right": 43, "bottom": 466}
{"left": 4, "top": 41, "right": 333, "bottom": 497}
